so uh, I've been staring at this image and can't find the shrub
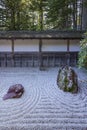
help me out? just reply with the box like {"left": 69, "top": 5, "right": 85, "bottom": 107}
{"left": 78, "top": 32, "right": 87, "bottom": 69}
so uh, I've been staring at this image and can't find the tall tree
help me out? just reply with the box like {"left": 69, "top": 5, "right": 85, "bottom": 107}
{"left": 0, "top": 0, "right": 6, "bottom": 29}
{"left": 0, "top": 0, "right": 87, "bottom": 31}
{"left": 46, "top": 0, "right": 84, "bottom": 30}
{"left": 82, "top": 0, "right": 87, "bottom": 30}
{"left": 0, "top": 0, "right": 33, "bottom": 30}
{"left": 4, "top": 0, "right": 30, "bottom": 30}
{"left": 29, "top": 0, "right": 47, "bottom": 30}
{"left": 46, "top": 0, "right": 73, "bottom": 29}
{"left": 0, "top": 0, "right": 48, "bottom": 30}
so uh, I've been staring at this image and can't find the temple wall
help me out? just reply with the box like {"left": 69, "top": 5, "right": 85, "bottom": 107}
{"left": 14, "top": 39, "right": 39, "bottom": 52}
{"left": 0, "top": 39, "right": 81, "bottom": 52}
{"left": 42, "top": 40, "right": 67, "bottom": 52}
{"left": 69, "top": 40, "right": 80, "bottom": 52}
{"left": 0, "top": 40, "right": 12, "bottom": 52}
{"left": 0, "top": 39, "right": 80, "bottom": 67}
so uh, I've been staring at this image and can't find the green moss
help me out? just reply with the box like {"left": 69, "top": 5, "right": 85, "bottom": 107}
{"left": 64, "top": 86, "right": 67, "bottom": 92}
{"left": 57, "top": 66, "right": 78, "bottom": 93}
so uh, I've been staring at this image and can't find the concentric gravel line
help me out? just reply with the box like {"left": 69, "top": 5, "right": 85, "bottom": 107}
{"left": 0, "top": 67, "right": 87, "bottom": 130}
{"left": 0, "top": 70, "right": 41, "bottom": 126}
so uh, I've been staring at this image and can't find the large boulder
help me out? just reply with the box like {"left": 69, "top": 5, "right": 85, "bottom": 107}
{"left": 3, "top": 84, "right": 24, "bottom": 100}
{"left": 57, "top": 66, "right": 78, "bottom": 93}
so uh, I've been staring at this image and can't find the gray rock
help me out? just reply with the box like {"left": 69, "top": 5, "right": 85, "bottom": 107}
{"left": 3, "top": 84, "right": 24, "bottom": 100}
{"left": 57, "top": 66, "right": 78, "bottom": 93}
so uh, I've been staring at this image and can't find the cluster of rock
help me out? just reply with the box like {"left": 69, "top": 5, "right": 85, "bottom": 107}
{"left": 3, "top": 84, "right": 24, "bottom": 100}
{"left": 57, "top": 66, "right": 78, "bottom": 93}
{"left": 2, "top": 66, "right": 78, "bottom": 100}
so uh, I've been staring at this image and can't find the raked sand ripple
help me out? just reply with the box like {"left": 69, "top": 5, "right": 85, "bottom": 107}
{"left": 0, "top": 67, "right": 87, "bottom": 130}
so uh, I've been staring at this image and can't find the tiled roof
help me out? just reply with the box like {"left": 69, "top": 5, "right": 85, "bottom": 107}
{"left": 0, "top": 30, "right": 85, "bottom": 39}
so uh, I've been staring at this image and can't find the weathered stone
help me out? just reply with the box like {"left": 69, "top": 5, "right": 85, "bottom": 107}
{"left": 57, "top": 66, "right": 78, "bottom": 93}
{"left": 3, "top": 84, "right": 24, "bottom": 100}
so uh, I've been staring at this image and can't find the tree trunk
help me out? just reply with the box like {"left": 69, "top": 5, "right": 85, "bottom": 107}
{"left": 82, "top": 0, "right": 87, "bottom": 30}
{"left": 17, "top": 11, "right": 20, "bottom": 30}
{"left": 72, "top": 0, "right": 77, "bottom": 30}
{"left": 39, "top": 39, "right": 43, "bottom": 70}
{"left": 38, "top": 0, "right": 43, "bottom": 30}
{"left": 11, "top": 9, "right": 15, "bottom": 30}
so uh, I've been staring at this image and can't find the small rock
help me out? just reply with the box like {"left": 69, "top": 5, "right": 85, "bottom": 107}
{"left": 3, "top": 84, "right": 24, "bottom": 100}
{"left": 57, "top": 66, "right": 78, "bottom": 93}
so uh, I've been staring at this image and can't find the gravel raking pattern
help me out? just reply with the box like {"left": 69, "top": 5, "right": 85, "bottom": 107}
{"left": 0, "top": 67, "right": 87, "bottom": 130}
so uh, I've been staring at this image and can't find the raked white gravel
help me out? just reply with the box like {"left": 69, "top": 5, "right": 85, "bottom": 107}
{"left": 0, "top": 67, "right": 87, "bottom": 130}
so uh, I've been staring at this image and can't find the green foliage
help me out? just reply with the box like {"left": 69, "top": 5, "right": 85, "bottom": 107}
{"left": 46, "top": 0, "right": 75, "bottom": 29}
{"left": 0, "top": 0, "right": 48, "bottom": 31}
{"left": 78, "top": 32, "right": 87, "bottom": 69}
{"left": 0, "top": 0, "right": 86, "bottom": 30}
{"left": 29, "top": 0, "right": 48, "bottom": 31}
{"left": 0, "top": 0, "right": 29, "bottom": 30}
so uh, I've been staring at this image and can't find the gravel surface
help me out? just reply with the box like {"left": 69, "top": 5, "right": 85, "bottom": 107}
{"left": 0, "top": 67, "right": 87, "bottom": 130}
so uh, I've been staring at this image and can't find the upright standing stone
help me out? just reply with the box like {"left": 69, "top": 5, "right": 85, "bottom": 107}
{"left": 57, "top": 66, "right": 78, "bottom": 93}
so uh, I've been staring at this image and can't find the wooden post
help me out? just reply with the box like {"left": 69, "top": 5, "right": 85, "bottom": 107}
{"left": 39, "top": 39, "right": 43, "bottom": 70}
{"left": 75, "top": 53, "right": 77, "bottom": 66}
{"left": 11, "top": 38, "right": 14, "bottom": 67}
{"left": 67, "top": 39, "right": 69, "bottom": 52}
{"left": 66, "top": 39, "right": 70, "bottom": 66}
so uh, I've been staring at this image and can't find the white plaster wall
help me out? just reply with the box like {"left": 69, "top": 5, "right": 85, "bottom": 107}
{"left": 0, "top": 40, "right": 12, "bottom": 52}
{"left": 14, "top": 39, "right": 39, "bottom": 52}
{"left": 42, "top": 40, "right": 67, "bottom": 52}
{"left": 69, "top": 40, "right": 80, "bottom": 52}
